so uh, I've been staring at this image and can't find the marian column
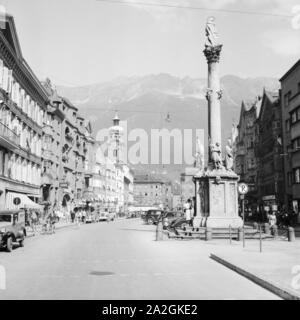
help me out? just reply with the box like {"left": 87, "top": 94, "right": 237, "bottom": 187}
{"left": 203, "top": 17, "right": 223, "bottom": 165}
{"left": 193, "top": 17, "right": 243, "bottom": 229}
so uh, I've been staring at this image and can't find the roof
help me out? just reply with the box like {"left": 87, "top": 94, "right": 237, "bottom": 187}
{"left": 62, "top": 97, "right": 78, "bottom": 111}
{"left": 264, "top": 90, "right": 279, "bottom": 103}
{"left": 0, "top": 15, "right": 49, "bottom": 103}
{"left": 279, "top": 59, "right": 300, "bottom": 82}
{"left": 257, "top": 90, "right": 280, "bottom": 120}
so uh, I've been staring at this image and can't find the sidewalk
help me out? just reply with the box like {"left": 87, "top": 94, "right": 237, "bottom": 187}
{"left": 210, "top": 239, "right": 300, "bottom": 299}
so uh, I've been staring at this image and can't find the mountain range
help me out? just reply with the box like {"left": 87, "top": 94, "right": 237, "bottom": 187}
{"left": 57, "top": 74, "right": 280, "bottom": 180}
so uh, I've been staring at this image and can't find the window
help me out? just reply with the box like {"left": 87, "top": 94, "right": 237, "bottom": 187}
{"left": 288, "top": 172, "right": 292, "bottom": 186}
{"left": 291, "top": 111, "right": 297, "bottom": 124}
{"left": 294, "top": 168, "right": 300, "bottom": 184}
{"left": 286, "top": 119, "right": 290, "bottom": 132}
{"left": 293, "top": 137, "right": 300, "bottom": 150}
{"left": 284, "top": 91, "right": 291, "bottom": 107}
{"left": 0, "top": 149, "right": 3, "bottom": 175}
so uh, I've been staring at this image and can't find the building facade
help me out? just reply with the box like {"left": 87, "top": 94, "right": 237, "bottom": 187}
{"left": 256, "top": 91, "right": 284, "bottom": 211}
{"left": 133, "top": 174, "right": 172, "bottom": 209}
{"left": 0, "top": 16, "right": 46, "bottom": 211}
{"left": 235, "top": 99, "right": 261, "bottom": 207}
{"left": 280, "top": 59, "right": 300, "bottom": 215}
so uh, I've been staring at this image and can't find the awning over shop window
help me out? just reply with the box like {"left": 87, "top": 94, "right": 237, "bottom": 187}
{"left": 6, "top": 192, "right": 43, "bottom": 211}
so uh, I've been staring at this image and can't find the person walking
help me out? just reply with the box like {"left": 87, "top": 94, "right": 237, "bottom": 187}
{"left": 31, "top": 210, "right": 38, "bottom": 235}
{"left": 70, "top": 210, "right": 75, "bottom": 223}
{"left": 49, "top": 211, "right": 57, "bottom": 234}
{"left": 184, "top": 199, "right": 192, "bottom": 226}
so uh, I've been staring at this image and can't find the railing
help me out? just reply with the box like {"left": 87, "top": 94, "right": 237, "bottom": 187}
{"left": 0, "top": 121, "right": 20, "bottom": 146}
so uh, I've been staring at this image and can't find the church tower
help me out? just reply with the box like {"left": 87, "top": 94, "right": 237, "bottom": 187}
{"left": 108, "top": 112, "right": 124, "bottom": 164}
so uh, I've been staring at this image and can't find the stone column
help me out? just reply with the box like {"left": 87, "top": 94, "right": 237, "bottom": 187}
{"left": 204, "top": 45, "right": 223, "bottom": 161}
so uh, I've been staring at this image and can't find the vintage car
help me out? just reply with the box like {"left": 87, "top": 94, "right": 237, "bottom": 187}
{"left": 0, "top": 210, "right": 26, "bottom": 252}
{"left": 99, "top": 210, "right": 116, "bottom": 222}
{"left": 143, "top": 209, "right": 164, "bottom": 225}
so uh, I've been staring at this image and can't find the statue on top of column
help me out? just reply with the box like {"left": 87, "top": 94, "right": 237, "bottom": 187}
{"left": 205, "top": 16, "right": 220, "bottom": 47}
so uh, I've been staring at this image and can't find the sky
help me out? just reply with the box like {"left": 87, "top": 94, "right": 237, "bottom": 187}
{"left": 1, "top": 0, "right": 300, "bottom": 86}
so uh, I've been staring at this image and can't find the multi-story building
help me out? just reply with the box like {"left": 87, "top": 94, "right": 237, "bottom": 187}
{"left": 123, "top": 165, "right": 134, "bottom": 213}
{"left": 133, "top": 174, "right": 172, "bottom": 208}
{"left": 40, "top": 79, "right": 64, "bottom": 214}
{"left": 280, "top": 59, "right": 300, "bottom": 215}
{"left": 0, "top": 15, "right": 46, "bottom": 211}
{"left": 93, "top": 142, "right": 107, "bottom": 207}
{"left": 256, "top": 90, "right": 284, "bottom": 211}
{"left": 235, "top": 98, "right": 261, "bottom": 207}
{"left": 105, "top": 156, "right": 117, "bottom": 211}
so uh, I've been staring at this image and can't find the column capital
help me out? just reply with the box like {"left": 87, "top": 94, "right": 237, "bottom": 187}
{"left": 203, "top": 44, "right": 223, "bottom": 63}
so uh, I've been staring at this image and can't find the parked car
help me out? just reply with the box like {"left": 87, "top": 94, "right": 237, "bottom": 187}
{"left": 143, "top": 209, "right": 164, "bottom": 225}
{"left": 0, "top": 210, "right": 26, "bottom": 252}
{"left": 85, "top": 213, "right": 94, "bottom": 223}
{"left": 99, "top": 210, "right": 116, "bottom": 222}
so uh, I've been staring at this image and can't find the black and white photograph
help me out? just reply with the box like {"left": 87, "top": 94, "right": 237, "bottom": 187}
{"left": 0, "top": 0, "right": 300, "bottom": 305}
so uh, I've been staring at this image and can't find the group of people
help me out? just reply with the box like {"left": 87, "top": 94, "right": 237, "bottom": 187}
{"left": 25, "top": 209, "right": 58, "bottom": 235}
{"left": 70, "top": 208, "right": 88, "bottom": 224}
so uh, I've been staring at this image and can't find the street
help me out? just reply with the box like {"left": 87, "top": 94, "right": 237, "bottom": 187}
{"left": 0, "top": 219, "right": 279, "bottom": 300}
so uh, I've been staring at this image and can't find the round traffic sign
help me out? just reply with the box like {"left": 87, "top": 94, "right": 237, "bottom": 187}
{"left": 13, "top": 197, "right": 21, "bottom": 205}
{"left": 238, "top": 183, "right": 249, "bottom": 195}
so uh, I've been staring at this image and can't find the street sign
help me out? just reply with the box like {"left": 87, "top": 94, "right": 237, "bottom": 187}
{"left": 13, "top": 197, "right": 21, "bottom": 205}
{"left": 238, "top": 183, "right": 249, "bottom": 195}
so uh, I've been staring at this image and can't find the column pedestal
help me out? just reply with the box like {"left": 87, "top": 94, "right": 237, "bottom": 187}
{"left": 193, "top": 167, "right": 243, "bottom": 228}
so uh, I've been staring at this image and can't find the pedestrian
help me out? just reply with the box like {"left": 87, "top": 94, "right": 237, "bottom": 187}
{"left": 268, "top": 211, "right": 277, "bottom": 229}
{"left": 31, "top": 210, "right": 38, "bottom": 235}
{"left": 70, "top": 210, "right": 75, "bottom": 223}
{"left": 82, "top": 209, "right": 86, "bottom": 223}
{"left": 48, "top": 211, "right": 57, "bottom": 234}
{"left": 184, "top": 199, "right": 192, "bottom": 226}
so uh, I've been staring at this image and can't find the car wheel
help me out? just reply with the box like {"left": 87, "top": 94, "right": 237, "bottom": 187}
{"left": 6, "top": 237, "right": 13, "bottom": 252}
{"left": 19, "top": 238, "right": 25, "bottom": 247}
{"left": 180, "top": 223, "right": 188, "bottom": 229}
{"left": 147, "top": 218, "right": 154, "bottom": 225}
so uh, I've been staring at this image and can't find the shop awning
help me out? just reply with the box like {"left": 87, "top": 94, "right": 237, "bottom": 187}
{"left": 6, "top": 192, "right": 43, "bottom": 211}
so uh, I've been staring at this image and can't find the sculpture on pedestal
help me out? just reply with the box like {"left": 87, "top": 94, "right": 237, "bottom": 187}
{"left": 225, "top": 139, "right": 234, "bottom": 171}
{"left": 194, "top": 137, "right": 205, "bottom": 170}
{"left": 210, "top": 142, "right": 222, "bottom": 170}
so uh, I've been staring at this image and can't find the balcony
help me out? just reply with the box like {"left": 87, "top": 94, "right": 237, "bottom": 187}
{"left": 0, "top": 121, "right": 20, "bottom": 150}
{"left": 65, "top": 132, "right": 74, "bottom": 143}
{"left": 62, "top": 154, "right": 69, "bottom": 162}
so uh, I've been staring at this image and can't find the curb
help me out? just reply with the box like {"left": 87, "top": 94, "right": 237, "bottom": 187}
{"left": 210, "top": 253, "right": 300, "bottom": 300}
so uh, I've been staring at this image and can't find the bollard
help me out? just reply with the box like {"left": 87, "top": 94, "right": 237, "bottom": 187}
{"left": 205, "top": 227, "right": 212, "bottom": 241}
{"left": 237, "top": 228, "right": 243, "bottom": 241}
{"left": 253, "top": 222, "right": 258, "bottom": 230}
{"left": 259, "top": 225, "right": 262, "bottom": 252}
{"left": 272, "top": 225, "right": 278, "bottom": 238}
{"left": 288, "top": 227, "right": 295, "bottom": 242}
{"left": 156, "top": 221, "right": 163, "bottom": 241}
{"left": 264, "top": 223, "right": 271, "bottom": 235}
